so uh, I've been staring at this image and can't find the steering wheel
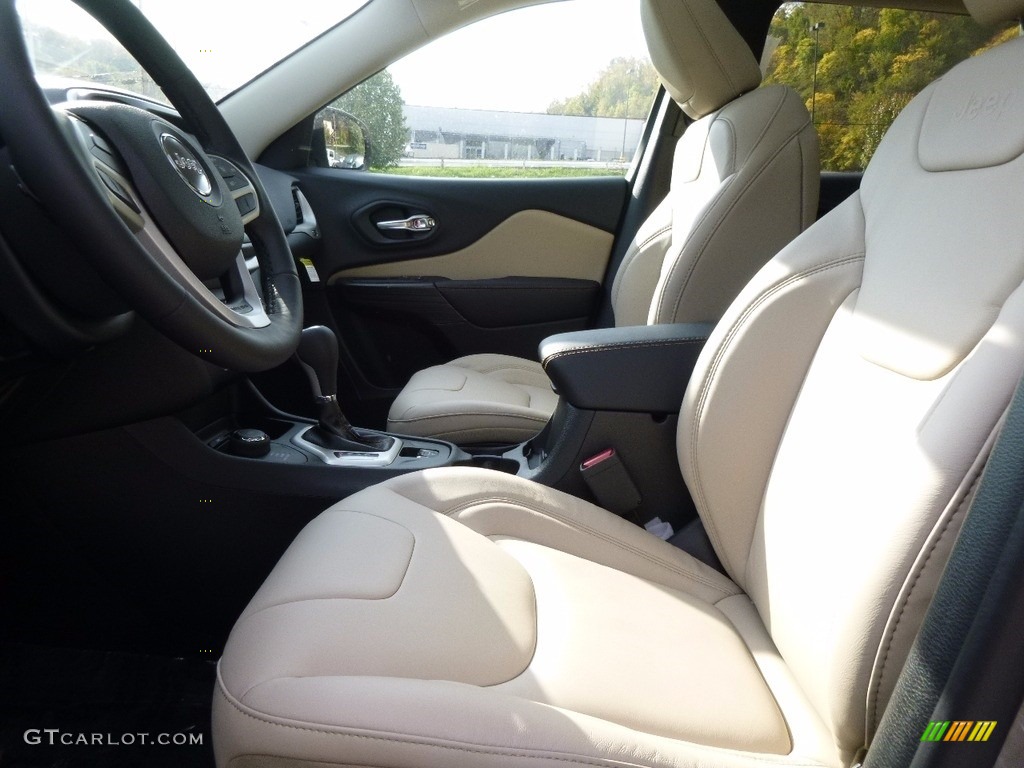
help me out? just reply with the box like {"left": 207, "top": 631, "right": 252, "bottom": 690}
{"left": 0, "top": 0, "right": 302, "bottom": 371}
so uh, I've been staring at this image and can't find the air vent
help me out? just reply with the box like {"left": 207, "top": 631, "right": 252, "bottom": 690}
{"left": 291, "top": 187, "right": 304, "bottom": 224}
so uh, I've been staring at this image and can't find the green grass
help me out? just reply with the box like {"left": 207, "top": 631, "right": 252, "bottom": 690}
{"left": 373, "top": 166, "right": 624, "bottom": 179}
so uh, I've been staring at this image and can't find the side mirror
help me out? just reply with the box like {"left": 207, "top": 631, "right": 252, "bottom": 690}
{"left": 313, "top": 106, "right": 372, "bottom": 171}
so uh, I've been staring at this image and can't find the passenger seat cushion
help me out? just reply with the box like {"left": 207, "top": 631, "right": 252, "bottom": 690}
{"left": 386, "top": 354, "right": 557, "bottom": 444}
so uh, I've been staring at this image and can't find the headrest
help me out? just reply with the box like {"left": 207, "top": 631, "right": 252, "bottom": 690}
{"left": 962, "top": 0, "right": 1024, "bottom": 25}
{"left": 641, "top": 0, "right": 762, "bottom": 120}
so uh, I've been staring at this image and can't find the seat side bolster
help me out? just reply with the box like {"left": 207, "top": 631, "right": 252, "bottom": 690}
{"left": 610, "top": 197, "right": 674, "bottom": 327}
{"left": 680, "top": 192, "right": 868, "bottom": 585}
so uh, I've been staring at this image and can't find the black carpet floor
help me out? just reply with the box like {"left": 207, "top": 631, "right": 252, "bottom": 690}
{"left": 0, "top": 644, "right": 215, "bottom": 767}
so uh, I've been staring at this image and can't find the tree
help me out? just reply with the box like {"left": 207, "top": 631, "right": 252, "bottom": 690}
{"left": 763, "top": 3, "right": 1009, "bottom": 171}
{"left": 547, "top": 57, "right": 660, "bottom": 118}
{"left": 331, "top": 70, "right": 408, "bottom": 169}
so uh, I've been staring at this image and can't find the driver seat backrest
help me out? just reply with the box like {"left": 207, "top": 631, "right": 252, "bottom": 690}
{"left": 385, "top": 0, "right": 817, "bottom": 444}
{"left": 681, "top": 15, "right": 1024, "bottom": 752}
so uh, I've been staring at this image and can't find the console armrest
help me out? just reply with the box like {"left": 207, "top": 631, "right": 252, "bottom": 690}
{"left": 540, "top": 323, "right": 714, "bottom": 413}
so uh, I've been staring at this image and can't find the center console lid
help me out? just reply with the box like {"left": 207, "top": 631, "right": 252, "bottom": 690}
{"left": 540, "top": 323, "right": 715, "bottom": 413}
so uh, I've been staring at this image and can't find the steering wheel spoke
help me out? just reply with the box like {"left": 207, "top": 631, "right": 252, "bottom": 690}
{"left": 132, "top": 202, "right": 273, "bottom": 331}
{"left": 208, "top": 155, "right": 261, "bottom": 226}
{"left": 62, "top": 109, "right": 146, "bottom": 232}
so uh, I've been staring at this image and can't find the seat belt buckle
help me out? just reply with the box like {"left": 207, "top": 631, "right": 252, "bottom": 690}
{"left": 580, "top": 448, "right": 641, "bottom": 515}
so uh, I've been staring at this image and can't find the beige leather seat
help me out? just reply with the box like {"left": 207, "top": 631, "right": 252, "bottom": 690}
{"left": 214, "top": 1, "right": 1024, "bottom": 766}
{"left": 386, "top": 0, "right": 819, "bottom": 444}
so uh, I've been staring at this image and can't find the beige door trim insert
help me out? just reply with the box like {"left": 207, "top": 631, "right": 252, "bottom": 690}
{"left": 329, "top": 209, "right": 614, "bottom": 284}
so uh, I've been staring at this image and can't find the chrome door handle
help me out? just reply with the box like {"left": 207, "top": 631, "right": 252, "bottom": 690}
{"left": 375, "top": 214, "right": 436, "bottom": 233}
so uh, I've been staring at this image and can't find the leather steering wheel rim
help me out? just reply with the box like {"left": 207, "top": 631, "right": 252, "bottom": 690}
{"left": 0, "top": 0, "right": 303, "bottom": 371}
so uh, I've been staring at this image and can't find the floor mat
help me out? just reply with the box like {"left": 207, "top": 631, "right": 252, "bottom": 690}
{"left": 0, "top": 643, "right": 215, "bottom": 767}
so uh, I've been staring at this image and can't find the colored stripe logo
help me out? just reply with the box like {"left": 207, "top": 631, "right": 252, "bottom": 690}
{"left": 921, "top": 721, "right": 997, "bottom": 742}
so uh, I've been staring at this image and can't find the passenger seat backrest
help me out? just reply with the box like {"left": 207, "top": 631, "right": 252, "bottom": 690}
{"left": 610, "top": 0, "right": 818, "bottom": 327}
{"left": 680, "top": 25, "right": 1024, "bottom": 759}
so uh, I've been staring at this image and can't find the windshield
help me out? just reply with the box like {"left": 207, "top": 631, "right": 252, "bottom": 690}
{"left": 18, "top": 0, "right": 368, "bottom": 102}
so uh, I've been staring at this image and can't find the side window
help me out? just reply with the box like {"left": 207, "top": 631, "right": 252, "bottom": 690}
{"left": 763, "top": 3, "right": 1018, "bottom": 171}
{"left": 316, "top": 0, "right": 658, "bottom": 178}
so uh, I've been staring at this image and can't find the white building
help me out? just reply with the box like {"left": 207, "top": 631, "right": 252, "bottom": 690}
{"left": 403, "top": 105, "right": 646, "bottom": 163}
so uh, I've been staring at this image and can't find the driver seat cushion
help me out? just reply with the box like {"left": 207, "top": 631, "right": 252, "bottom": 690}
{"left": 385, "top": 0, "right": 818, "bottom": 445}
{"left": 386, "top": 354, "right": 557, "bottom": 444}
{"left": 214, "top": 468, "right": 841, "bottom": 768}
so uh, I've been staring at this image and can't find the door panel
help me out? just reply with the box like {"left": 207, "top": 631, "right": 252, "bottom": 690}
{"left": 294, "top": 170, "right": 626, "bottom": 276}
{"left": 332, "top": 276, "right": 601, "bottom": 389}
{"left": 288, "top": 169, "right": 629, "bottom": 426}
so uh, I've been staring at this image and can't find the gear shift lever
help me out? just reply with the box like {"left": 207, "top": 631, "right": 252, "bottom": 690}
{"left": 294, "top": 326, "right": 394, "bottom": 452}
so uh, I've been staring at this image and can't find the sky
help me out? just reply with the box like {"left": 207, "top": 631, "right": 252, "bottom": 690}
{"left": 17, "top": 0, "right": 651, "bottom": 114}
{"left": 388, "top": 1, "right": 651, "bottom": 113}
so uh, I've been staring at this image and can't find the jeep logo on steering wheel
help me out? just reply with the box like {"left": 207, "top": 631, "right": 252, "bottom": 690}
{"left": 160, "top": 133, "right": 213, "bottom": 197}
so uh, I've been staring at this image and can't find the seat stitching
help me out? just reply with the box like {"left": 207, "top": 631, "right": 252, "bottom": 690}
{"left": 219, "top": 685, "right": 624, "bottom": 768}
{"left": 611, "top": 224, "right": 671, "bottom": 313}
{"left": 797, "top": 125, "right": 807, "bottom": 228}
{"left": 218, "top": 682, "right": 826, "bottom": 768}
{"left": 747, "top": 88, "right": 792, "bottom": 159}
{"left": 392, "top": 412, "right": 550, "bottom": 423}
{"left": 440, "top": 427, "right": 543, "bottom": 438}
{"left": 677, "top": 0, "right": 740, "bottom": 99}
{"left": 635, "top": 222, "right": 673, "bottom": 252}
{"left": 610, "top": 244, "right": 636, "bottom": 307}
{"left": 616, "top": 220, "right": 674, "bottom": 298}
{"left": 388, "top": 426, "right": 545, "bottom": 442}
{"left": 653, "top": 90, "right": 790, "bottom": 324}
{"left": 867, "top": 466, "right": 984, "bottom": 733}
{"left": 665, "top": 98, "right": 809, "bottom": 324}
{"left": 542, "top": 338, "right": 706, "bottom": 369}
{"left": 447, "top": 286, "right": 598, "bottom": 293}
{"left": 472, "top": 364, "right": 545, "bottom": 376}
{"left": 380, "top": 487, "right": 733, "bottom": 593}
{"left": 440, "top": 495, "right": 736, "bottom": 598}
{"left": 688, "top": 254, "right": 866, "bottom": 569}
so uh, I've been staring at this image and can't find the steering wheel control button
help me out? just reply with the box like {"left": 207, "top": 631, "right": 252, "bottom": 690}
{"left": 89, "top": 134, "right": 119, "bottom": 168}
{"left": 227, "top": 428, "right": 271, "bottom": 458}
{"left": 160, "top": 133, "right": 213, "bottom": 197}
{"left": 211, "top": 157, "right": 250, "bottom": 191}
{"left": 235, "top": 193, "right": 257, "bottom": 216}
{"left": 211, "top": 157, "right": 236, "bottom": 178}
{"left": 96, "top": 168, "right": 140, "bottom": 213}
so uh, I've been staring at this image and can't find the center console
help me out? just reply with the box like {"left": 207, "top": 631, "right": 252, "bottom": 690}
{"left": 185, "top": 323, "right": 715, "bottom": 531}
{"left": 474, "top": 322, "right": 716, "bottom": 531}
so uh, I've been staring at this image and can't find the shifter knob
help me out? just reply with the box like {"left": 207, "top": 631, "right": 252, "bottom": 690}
{"left": 292, "top": 326, "right": 396, "bottom": 454}
{"left": 295, "top": 325, "right": 339, "bottom": 399}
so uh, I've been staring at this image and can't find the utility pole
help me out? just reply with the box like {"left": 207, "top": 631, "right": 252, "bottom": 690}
{"left": 810, "top": 22, "right": 826, "bottom": 125}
